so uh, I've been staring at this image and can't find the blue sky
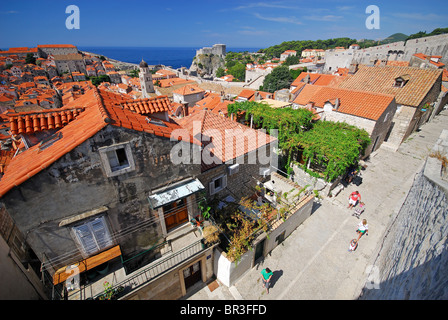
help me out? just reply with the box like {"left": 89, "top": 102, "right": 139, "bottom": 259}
{"left": 1, "top": 0, "right": 447, "bottom": 49}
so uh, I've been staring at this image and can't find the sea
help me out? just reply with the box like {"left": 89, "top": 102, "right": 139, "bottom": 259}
{"left": 78, "top": 46, "right": 261, "bottom": 69}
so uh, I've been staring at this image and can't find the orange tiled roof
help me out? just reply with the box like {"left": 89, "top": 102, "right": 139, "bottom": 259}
{"left": 293, "top": 84, "right": 395, "bottom": 121}
{"left": 442, "top": 69, "right": 448, "bottom": 82}
{"left": 292, "top": 72, "right": 339, "bottom": 87}
{"left": 115, "top": 96, "right": 172, "bottom": 115}
{"left": 176, "top": 110, "right": 276, "bottom": 172}
{"left": 7, "top": 106, "right": 85, "bottom": 135}
{"left": 386, "top": 60, "right": 410, "bottom": 67}
{"left": 337, "top": 65, "right": 442, "bottom": 107}
{"left": 0, "top": 87, "right": 196, "bottom": 197}
{"left": 158, "top": 78, "right": 195, "bottom": 88}
{"left": 172, "top": 84, "right": 205, "bottom": 96}
{"left": 237, "top": 89, "right": 256, "bottom": 100}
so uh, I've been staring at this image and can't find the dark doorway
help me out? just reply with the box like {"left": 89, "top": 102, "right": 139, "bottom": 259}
{"left": 183, "top": 261, "right": 201, "bottom": 290}
{"left": 254, "top": 239, "right": 266, "bottom": 263}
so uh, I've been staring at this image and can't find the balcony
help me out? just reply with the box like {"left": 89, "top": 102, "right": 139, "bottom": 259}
{"left": 57, "top": 220, "right": 219, "bottom": 300}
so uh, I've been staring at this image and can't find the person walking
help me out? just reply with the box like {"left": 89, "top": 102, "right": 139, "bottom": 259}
{"left": 348, "top": 191, "right": 361, "bottom": 209}
{"left": 348, "top": 239, "right": 358, "bottom": 252}
{"left": 261, "top": 267, "right": 273, "bottom": 294}
{"left": 356, "top": 219, "right": 369, "bottom": 241}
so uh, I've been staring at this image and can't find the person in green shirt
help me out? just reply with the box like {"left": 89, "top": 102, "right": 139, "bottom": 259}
{"left": 261, "top": 268, "right": 273, "bottom": 294}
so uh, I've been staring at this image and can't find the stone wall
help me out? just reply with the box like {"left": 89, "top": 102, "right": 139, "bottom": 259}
{"left": 1, "top": 125, "right": 201, "bottom": 272}
{"left": 325, "top": 33, "right": 448, "bottom": 72}
{"left": 359, "top": 130, "right": 448, "bottom": 299}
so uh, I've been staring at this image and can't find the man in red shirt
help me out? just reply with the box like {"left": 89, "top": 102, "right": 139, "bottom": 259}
{"left": 348, "top": 191, "right": 361, "bottom": 209}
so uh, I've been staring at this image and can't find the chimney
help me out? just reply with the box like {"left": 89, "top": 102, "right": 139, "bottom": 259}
{"left": 334, "top": 98, "right": 340, "bottom": 110}
{"left": 183, "top": 102, "right": 189, "bottom": 117}
{"left": 303, "top": 74, "right": 310, "bottom": 84}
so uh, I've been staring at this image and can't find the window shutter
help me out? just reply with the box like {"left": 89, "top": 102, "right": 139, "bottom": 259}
{"left": 75, "top": 224, "right": 97, "bottom": 256}
{"left": 209, "top": 181, "right": 215, "bottom": 195}
{"left": 106, "top": 150, "right": 119, "bottom": 169}
{"left": 91, "top": 217, "right": 112, "bottom": 250}
{"left": 222, "top": 175, "right": 227, "bottom": 189}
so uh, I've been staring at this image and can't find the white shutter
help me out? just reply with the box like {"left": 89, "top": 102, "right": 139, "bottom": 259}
{"left": 73, "top": 217, "right": 112, "bottom": 257}
{"left": 221, "top": 175, "right": 227, "bottom": 189}
{"left": 91, "top": 217, "right": 112, "bottom": 250}
{"left": 75, "top": 224, "right": 98, "bottom": 256}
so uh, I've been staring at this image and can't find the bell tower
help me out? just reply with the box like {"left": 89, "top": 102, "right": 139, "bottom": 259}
{"left": 139, "top": 59, "right": 155, "bottom": 98}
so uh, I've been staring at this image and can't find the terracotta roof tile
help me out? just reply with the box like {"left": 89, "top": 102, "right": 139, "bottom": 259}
{"left": 337, "top": 65, "right": 442, "bottom": 107}
{"left": 0, "top": 88, "right": 197, "bottom": 197}
{"left": 293, "top": 84, "right": 395, "bottom": 121}
{"left": 7, "top": 107, "right": 85, "bottom": 135}
{"left": 291, "top": 72, "right": 340, "bottom": 87}
{"left": 176, "top": 110, "right": 277, "bottom": 172}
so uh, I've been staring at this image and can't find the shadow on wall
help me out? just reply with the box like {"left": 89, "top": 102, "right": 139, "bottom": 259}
{"left": 358, "top": 239, "right": 448, "bottom": 300}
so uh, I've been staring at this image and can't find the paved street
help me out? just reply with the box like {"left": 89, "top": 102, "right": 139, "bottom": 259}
{"left": 185, "top": 108, "right": 448, "bottom": 301}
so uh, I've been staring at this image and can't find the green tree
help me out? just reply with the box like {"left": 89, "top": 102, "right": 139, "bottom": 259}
{"left": 216, "top": 67, "right": 225, "bottom": 78}
{"left": 262, "top": 65, "right": 293, "bottom": 93}
{"left": 228, "top": 63, "right": 246, "bottom": 81}
{"left": 129, "top": 69, "right": 139, "bottom": 78}
{"left": 25, "top": 53, "right": 36, "bottom": 65}
{"left": 90, "top": 75, "right": 111, "bottom": 86}
{"left": 283, "top": 55, "right": 300, "bottom": 66}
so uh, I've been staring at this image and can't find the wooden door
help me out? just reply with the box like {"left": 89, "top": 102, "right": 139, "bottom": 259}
{"left": 164, "top": 198, "right": 189, "bottom": 231}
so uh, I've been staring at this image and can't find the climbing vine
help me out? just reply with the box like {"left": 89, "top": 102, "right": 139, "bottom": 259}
{"left": 228, "top": 101, "right": 371, "bottom": 182}
{"left": 286, "top": 121, "right": 371, "bottom": 182}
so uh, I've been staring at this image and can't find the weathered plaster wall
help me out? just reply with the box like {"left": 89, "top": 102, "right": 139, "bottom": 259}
{"left": 1, "top": 126, "right": 201, "bottom": 271}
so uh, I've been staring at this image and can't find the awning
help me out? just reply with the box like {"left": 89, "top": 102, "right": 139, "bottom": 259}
{"left": 53, "top": 245, "right": 121, "bottom": 285}
{"left": 148, "top": 178, "right": 205, "bottom": 209}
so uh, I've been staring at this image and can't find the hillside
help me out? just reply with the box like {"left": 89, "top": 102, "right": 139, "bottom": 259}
{"left": 259, "top": 27, "right": 446, "bottom": 58}
{"left": 380, "top": 33, "right": 408, "bottom": 44}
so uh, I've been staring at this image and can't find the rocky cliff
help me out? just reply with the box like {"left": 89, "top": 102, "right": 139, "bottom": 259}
{"left": 189, "top": 53, "right": 225, "bottom": 79}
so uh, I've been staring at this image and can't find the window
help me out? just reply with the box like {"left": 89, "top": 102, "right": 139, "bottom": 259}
{"left": 107, "top": 148, "right": 129, "bottom": 172}
{"left": 394, "top": 75, "right": 410, "bottom": 88}
{"left": 72, "top": 216, "right": 113, "bottom": 257}
{"left": 209, "top": 175, "right": 227, "bottom": 195}
{"left": 99, "top": 142, "right": 135, "bottom": 177}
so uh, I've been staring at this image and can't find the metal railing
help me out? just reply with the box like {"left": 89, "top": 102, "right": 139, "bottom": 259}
{"left": 91, "top": 239, "right": 208, "bottom": 300}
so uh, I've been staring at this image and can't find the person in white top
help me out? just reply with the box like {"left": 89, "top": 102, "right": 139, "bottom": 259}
{"left": 356, "top": 219, "right": 369, "bottom": 241}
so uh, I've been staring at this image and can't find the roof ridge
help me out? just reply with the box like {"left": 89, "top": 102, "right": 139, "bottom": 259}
{"left": 93, "top": 87, "right": 112, "bottom": 123}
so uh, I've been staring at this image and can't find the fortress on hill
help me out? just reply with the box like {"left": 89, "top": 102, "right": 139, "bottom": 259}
{"left": 196, "top": 44, "right": 226, "bottom": 57}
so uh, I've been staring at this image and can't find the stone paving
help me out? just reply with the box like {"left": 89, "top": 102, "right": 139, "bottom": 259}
{"left": 185, "top": 108, "right": 448, "bottom": 301}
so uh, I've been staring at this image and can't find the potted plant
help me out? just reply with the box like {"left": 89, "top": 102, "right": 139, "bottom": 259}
{"left": 97, "top": 281, "right": 124, "bottom": 300}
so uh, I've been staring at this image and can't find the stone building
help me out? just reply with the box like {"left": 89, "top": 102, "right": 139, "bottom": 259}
{"left": 37, "top": 44, "right": 79, "bottom": 59}
{"left": 196, "top": 44, "right": 226, "bottom": 57}
{"left": 325, "top": 33, "right": 448, "bottom": 73}
{"left": 176, "top": 110, "right": 277, "bottom": 201}
{"left": 337, "top": 65, "right": 443, "bottom": 150}
{"left": 0, "top": 88, "right": 219, "bottom": 300}
{"left": 138, "top": 59, "right": 155, "bottom": 98}
{"left": 172, "top": 84, "right": 205, "bottom": 108}
{"left": 292, "top": 84, "right": 397, "bottom": 156}
{"left": 52, "top": 53, "right": 86, "bottom": 75}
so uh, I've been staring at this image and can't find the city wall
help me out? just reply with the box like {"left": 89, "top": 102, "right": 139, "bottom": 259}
{"left": 359, "top": 130, "right": 448, "bottom": 299}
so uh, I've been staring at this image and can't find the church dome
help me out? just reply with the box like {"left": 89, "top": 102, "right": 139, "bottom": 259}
{"left": 139, "top": 59, "right": 148, "bottom": 68}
